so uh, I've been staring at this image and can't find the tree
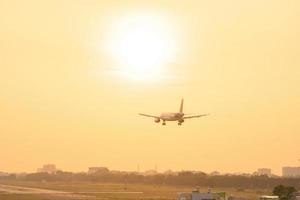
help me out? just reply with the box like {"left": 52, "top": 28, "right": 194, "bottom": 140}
{"left": 273, "top": 185, "right": 297, "bottom": 200}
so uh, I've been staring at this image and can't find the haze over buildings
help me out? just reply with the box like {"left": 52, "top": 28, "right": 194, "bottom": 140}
{"left": 282, "top": 166, "right": 300, "bottom": 177}
{"left": 88, "top": 167, "right": 109, "bottom": 174}
{"left": 0, "top": 1, "right": 300, "bottom": 175}
{"left": 26, "top": 164, "right": 300, "bottom": 177}
{"left": 256, "top": 168, "right": 272, "bottom": 177}
{"left": 37, "top": 164, "right": 58, "bottom": 174}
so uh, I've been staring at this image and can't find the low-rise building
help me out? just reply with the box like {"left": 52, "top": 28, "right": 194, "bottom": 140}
{"left": 257, "top": 168, "right": 272, "bottom": 176}
{"left": 294, "top": 192, "right": 300, "bottom": 200}
{"left": 37, "top": 164, "right": 58, "bottom": 174}
{"left": 282, "top": 166, "right": 300, "bottom": 177}
{"left": 88, "top": 167, "right": 109, "bottom": 174}
{"left": 0, "top": 172, "right": 9, "bottom": 177}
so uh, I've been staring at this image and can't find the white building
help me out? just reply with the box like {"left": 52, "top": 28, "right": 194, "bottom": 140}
{"left": 282, "top": 166, "right": 300, "bottom": 177}
{"left": 37, "top": 164, "right": 58, "bottom": 174}
{"left": 257, "top": 168, "right": 272, "bottom": 176}
{"left": 88, "top": 167, "right": 109, "bottom": 174}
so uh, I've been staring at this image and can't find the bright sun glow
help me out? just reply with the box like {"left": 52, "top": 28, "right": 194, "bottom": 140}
{"left": 108, "top": 13, "right": 176, "bottom": 81}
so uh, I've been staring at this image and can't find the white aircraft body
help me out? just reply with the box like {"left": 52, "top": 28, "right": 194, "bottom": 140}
{"left": 139, "top": 99, "right": 208, "bottom": 126}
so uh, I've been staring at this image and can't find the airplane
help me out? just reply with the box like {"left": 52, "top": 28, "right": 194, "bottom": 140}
{"left": 139, "top": 99, "right": 208, "bottom": 126}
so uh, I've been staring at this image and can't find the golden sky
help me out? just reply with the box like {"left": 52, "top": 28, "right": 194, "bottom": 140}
{"left": 0, "top": 0, "right": 300, "bottom": 175}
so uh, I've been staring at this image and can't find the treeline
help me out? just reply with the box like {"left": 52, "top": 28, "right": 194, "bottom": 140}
{"left": 1, "top": 171, "right": 300, "bottom": 189}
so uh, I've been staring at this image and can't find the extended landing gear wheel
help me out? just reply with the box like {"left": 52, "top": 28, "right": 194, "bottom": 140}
{"left": 162, "top": 121, "right": 166, "bottom": 125}
{"left": 178, "top": 123, "right": 182, "bottom": 126}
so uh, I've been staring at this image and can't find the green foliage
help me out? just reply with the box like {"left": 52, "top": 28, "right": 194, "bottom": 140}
{"left": 273, "top": 185, "right": 297, "bottom": 200}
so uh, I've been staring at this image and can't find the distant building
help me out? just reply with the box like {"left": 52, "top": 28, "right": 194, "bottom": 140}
{"left": 178, "top": 170, "right": 206, "bottom": 176}
{"left": 164, "top": 169, "right": 178, "bottom": 176}
{"left": 210, "top": 171, "right": 220, "bottom": 176}
{"left": 16, "top": 172, "right": 27, "bottom": 178}
{"left": 282, "top": 166, "right": 300, "bottom": 177}
{"left": 295, "top": 192, "right": 300, "bottom": 200}
{"left": 178, "top": 190, "right": 226, "bottom": 200}
{"left": 110, "top": 170, "right": 128, "bottom": 175}
{"left": 143, "top": 169, "right": 158, "bottom": 176}
{"left": 88, "top": 167, "right": 109, "bottom": 174}
{"left": 37, "top": 164, "right": 58, "bottom": 174}
{"left": 226, "top": 172, "right": 251, "bottom": 177}
{"left": 0, "top": 172, "right": 9, "bottom": 177}
{"left": 257, "top": 168, "right": 272, "bottom": 176}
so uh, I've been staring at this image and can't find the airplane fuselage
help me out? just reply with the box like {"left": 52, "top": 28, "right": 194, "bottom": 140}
{"left": 139, "top": 99, "right": 208, "bottom": 126}
{"left": 160, "top": 112, "right": 184, "bottom": 121}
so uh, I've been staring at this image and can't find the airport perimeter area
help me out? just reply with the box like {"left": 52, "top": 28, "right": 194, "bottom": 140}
{"left": 0, "top": 181, "right": 269, "bottom": 200}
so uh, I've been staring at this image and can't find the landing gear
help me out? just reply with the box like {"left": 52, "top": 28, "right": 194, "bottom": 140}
{"left": 162, "top": 121, "right": 166, "bottom": 125}
{"left": 178, "top": 119, "right": 184, "bottom": 126}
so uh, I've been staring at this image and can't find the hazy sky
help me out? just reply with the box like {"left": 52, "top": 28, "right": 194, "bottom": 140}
{"left": 1, "top": 0, "right": 300, "bottom": 175}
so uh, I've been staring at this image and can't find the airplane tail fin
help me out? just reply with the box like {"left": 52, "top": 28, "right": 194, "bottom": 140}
{"left": 179, "top": 99, "right": 184, "bottom": 113}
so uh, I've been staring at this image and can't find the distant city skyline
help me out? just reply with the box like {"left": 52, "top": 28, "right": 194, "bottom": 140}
{"left": 1, "top": 1, "right": 300, "bottom": 175}
{"left": 2, "top": 164, "right": 300, "bottom": 177}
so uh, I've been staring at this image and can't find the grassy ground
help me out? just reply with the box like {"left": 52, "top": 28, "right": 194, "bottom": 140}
{"left": 0, "top": 180, "right": 270, "bottom": 200}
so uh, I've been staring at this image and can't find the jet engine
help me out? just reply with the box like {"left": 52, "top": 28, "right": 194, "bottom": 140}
{"left": 154, "top": 118, "right": 160, "bottom": 123}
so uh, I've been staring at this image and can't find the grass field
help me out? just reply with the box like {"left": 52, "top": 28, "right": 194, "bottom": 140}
{"left": 0, "top": 180, "right": 270, "bottom": 200}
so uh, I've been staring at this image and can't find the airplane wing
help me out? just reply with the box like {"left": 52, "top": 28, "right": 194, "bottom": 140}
{"left": 183, "top": 114, "right": 209, "bottom": 119}
{"left": 139, "top": 113, "right": 160, "bottom": 118}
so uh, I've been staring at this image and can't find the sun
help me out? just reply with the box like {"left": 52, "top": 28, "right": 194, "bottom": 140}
{"left": 108, "top": 13, "right": 176, "bottom": 81}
